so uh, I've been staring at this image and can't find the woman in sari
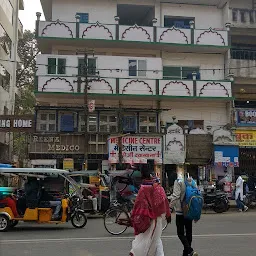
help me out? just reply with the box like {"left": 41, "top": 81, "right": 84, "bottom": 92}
{"left": 130, "top": 168, "right": 171, "bottom": 256}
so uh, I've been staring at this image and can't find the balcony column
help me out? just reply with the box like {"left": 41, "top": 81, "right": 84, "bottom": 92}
{"left": 75, "top": 14, "right": 80, "bottom": 38}
{"left": 225, "top": 22, "right": 231, "bottom": 46}
{"left": 116, "top": 78, "right": 120, "bottom": 94}
{"left": 114, "top": 16, "right": 120, "bottom": 40}
{"left": 156, "top": 79, "right": 159, "bottom": 95}
{"left": 192, "top": 71, "right": 197, "bottom": 97}
{"left": 152, "top": 18, "right": 157, "bottom": 42}
{"left": 190, "top": 21, "right": 195, "bottom": 44}
{"left": 35, "top": 12, "right": 41, "bottom": 37}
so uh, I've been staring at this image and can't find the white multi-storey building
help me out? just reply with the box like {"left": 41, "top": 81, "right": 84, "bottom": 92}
{"left": 0, "top": 0, "right": 24, "bottom": 162}
{"left": 32, "top": 0, "right": 235, "bottom": 174}
{"left": 228, "top": 0, "right": 256, "bottom": 175}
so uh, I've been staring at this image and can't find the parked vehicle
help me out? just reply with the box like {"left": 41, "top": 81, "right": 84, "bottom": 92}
{"left": 0, "top": 168, "right": 87, "bottom": 232}
{"left": 202, "top": 190, "right": 229, "bottom": 213}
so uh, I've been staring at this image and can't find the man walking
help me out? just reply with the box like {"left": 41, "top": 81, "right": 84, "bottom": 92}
{"left": 235, "top": 175, "right": 248, "bottom": 212}
{"left": 169, "top": 168, "right": 198, "bottom": 256}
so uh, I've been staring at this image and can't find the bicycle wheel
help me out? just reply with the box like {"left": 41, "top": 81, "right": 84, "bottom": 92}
{"left": 162, "top": 217, "right": 168, "bottom": 231}
{"left": 104, "top": 208, "right": 129, "bottom": 235}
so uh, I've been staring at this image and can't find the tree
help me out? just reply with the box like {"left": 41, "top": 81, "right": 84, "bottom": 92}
{"left": 13, "top": 30, "right": 39, "bottom": 164}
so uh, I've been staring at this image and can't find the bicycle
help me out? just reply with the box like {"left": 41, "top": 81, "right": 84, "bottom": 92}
{"left": 103, "top": 198, "right": 168, "bottom": 235}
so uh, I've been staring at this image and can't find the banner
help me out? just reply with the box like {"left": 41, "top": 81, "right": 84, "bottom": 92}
{"left": 214, "top": 145, "right": 239, "bottom": 167}
{"left": 108, "top": 136, "right": 162, "bottom": 164}
{"left": 236, "top": 110, "right": 256, "bottom": 126}
{"left": 235, "top": 130, "right": 256, "bottom": 147}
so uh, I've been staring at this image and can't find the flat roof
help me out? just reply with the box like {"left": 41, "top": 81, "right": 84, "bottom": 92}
{"left": 0, "top": 168, "right": 69, "bottom": 174}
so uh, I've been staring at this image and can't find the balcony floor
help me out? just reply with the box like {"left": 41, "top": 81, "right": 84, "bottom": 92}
{"left": 37, "top": 37, "right": 229, "bottom": 54}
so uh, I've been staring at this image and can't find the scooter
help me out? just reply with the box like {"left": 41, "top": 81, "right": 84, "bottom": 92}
{"left": 202, "top": 190, "right": 229, "bottom": 213}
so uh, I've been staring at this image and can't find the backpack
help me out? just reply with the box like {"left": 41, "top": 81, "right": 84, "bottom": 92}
{"left": 182, "top": 180, "right": 203, "bottom": 221}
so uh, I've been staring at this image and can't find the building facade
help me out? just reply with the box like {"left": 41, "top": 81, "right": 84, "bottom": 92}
{"left": 229, "top": 0, "right": 256, "bottom": 175}
{"left": 0, "top": 0, "right": 24, "bottom": 162}
{"left": 32, "top": 0, "right": 235, "bottom": 176}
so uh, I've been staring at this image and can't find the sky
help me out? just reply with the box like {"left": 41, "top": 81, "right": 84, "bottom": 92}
{"left": 19, "top": 0, "right": 45, "bottom": 31}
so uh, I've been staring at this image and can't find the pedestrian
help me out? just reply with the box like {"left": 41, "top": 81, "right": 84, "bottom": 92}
{"left": 235, "top": 175, "right": 248, "bottom": 212}
{"left": 169, "top": 168, "right": 199, "bottom": 256}
{"left": 129, "top": 166, "right": 171, "bottom": 256}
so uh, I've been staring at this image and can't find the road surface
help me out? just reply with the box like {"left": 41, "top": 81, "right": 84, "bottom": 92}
{"left": 1, "top": 211, "right": 256, "bottom": 256}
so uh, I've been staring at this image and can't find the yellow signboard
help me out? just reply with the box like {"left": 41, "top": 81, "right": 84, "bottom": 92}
{"left": 235, "top": 130, "right": 256, "bottom": 147}
{"left": 63, "top": 158, "right": 74, "bottom": 170}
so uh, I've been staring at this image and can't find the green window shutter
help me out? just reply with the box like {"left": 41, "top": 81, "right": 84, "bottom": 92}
{"left": 88, "top": 58, "right": 96, "bottom": 75}
{"left": 48, "top": 58, "right": 56, "bottom": 74}
{"left": 78, "top": 58, "right": 85, "bottom": 76}
{"left": 57, "top": 58, "right": 66, "bottom": 74}
{"left": 163, "top": 66, "right": 181, "bottom": 79}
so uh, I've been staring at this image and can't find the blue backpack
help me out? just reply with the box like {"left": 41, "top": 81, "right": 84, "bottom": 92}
{"left": 182, "top": 180, "right": 203, "bottom": 221}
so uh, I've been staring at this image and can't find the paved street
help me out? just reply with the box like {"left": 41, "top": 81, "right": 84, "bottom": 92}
{"left": 1, "top": 211, "right": 256, "bottom": 256}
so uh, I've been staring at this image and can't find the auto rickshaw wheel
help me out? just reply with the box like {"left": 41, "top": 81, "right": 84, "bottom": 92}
{"left": 10, "top": 220, "right": 19, "bottom": 228}
{"left": 71, "top": 212, "right": 87, "bottom": 228}
{"left": 0, "top": 215, "right": 10, "bottom": 232}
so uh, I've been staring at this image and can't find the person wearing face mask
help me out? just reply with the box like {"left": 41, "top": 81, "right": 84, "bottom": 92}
{"left": 169, "top": 167, "right": 198, "bottom": 256}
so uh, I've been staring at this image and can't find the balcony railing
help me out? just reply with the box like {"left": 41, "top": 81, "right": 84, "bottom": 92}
{"left": 230, "top": 49, "right": 256, "bottom": 78}
{"left": 231, "top": 8, "right": 256, "bottom": 27}
{"left": 36, "top": 76, "right": 232, "bottom": 98}
{"left": 36, "top": 20, "right": 229, "bottom": 47}
{"left": 231, "top": 49, "right": 256, "bottom": 60}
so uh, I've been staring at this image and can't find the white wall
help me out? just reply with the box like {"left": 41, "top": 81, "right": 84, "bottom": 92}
{"left": 51, "top": 0, "right": 225, "bottom": 29}
{"left": 162, "top": 52, "right": 225, "bottom": 80}
{"left": 160, "top": 101, "right": 229, "bottom": 130}
{"left": 160, "top": 3, "right": 223, "bottom": 29}
{"left": 52, "top": 0, "right": 117, "bottom": 23}
{"left": 230, "top": 0, "right": 252, "bottom": 9}
{"left": 36, "top": 54, "right": 163, "bottom": 79}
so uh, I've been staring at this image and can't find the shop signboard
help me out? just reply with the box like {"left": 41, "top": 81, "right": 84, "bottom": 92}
{"left": 235, "top": 130, "right": 256, "bottom": 147}
{"left": 63, "top": 158, "right": 74, "bottom": 170}
{"left": 30, "top": 134, "right": 84, "bottom": 153}
{"left": 214, "top": 145, "right": 239, "bottom": 167}
{"left": 0, "top": 115, "right": 35, "bottom": 132}
{"left": 108, "top": 136, "right": 162, "bottom": 164}
{"left": 236, "top": 110, "right": 256, "bottom": 126}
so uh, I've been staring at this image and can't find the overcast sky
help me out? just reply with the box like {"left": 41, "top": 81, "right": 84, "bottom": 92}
{"left": 19, "top": 0, "right": 45, "bottom": 31}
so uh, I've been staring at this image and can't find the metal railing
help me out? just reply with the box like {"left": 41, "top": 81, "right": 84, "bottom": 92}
{"left": 232, "top": 8, "right": 256, "bottom": 24}
{"left": 231, "top": 49, "right": 256, "bottom": 61}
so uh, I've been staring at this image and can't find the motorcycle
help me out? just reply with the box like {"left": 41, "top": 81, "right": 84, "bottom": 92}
{"left": 66, "top": 194, "right": 87, "bottom": 228}
{"left": 202, "top": 190, "right": 229, "bottom": 213}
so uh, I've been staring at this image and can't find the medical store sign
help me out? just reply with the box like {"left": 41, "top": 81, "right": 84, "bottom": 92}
{"left": 214, "top": 145, "right": 239, "bottom": 167}
{"left": 0, "top": 115, "right": 34, "bottom": 132}
{"left": 108, "top": 136, "right": 162, "bottom": 164}
{"left": 236, "top": 110, "right": 256, "bottom": 126}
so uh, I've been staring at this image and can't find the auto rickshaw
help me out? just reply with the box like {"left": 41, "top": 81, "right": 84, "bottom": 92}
{"left": 0, "top": 168, "right": 87, "bottom": 232}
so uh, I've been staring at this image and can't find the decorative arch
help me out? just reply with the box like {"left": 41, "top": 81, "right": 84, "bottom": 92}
{"left": 41, "top": 20, "right": 74, "bottom": 38}
{"left": 162, "top": 81, "right": 191, "bottom": 96}
{"left": 199, "top": 82, "right": 229, "bottom": 97}
{"left": 196, "top": 28, "right": 225, "bottom": 46}
{"left": 122, "top": 80, "right": 153, "bottom": 95}
{"left": 82, "top": 22, "right": 113, "bottom": 40}
{"left": 121, "top": 24, "right": 151, "bottom": 42}
{"left": 88, "top": 78, "right": 114, "bottom": 94}
{"left": 159, "top": 27, "right": 189, "bottom": 44}
{"left": 41, "top": 77, "right": 74, "bottom": 92}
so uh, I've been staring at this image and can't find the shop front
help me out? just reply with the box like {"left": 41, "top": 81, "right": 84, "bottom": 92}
{"left": 185, "top": 132, "right": 213, "bottom": 184}
{"left": 235, "top": 130, "right": 256, "bottom": 175}
{"left": 29, "top": 134, "right": 85, "bottom": 170}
